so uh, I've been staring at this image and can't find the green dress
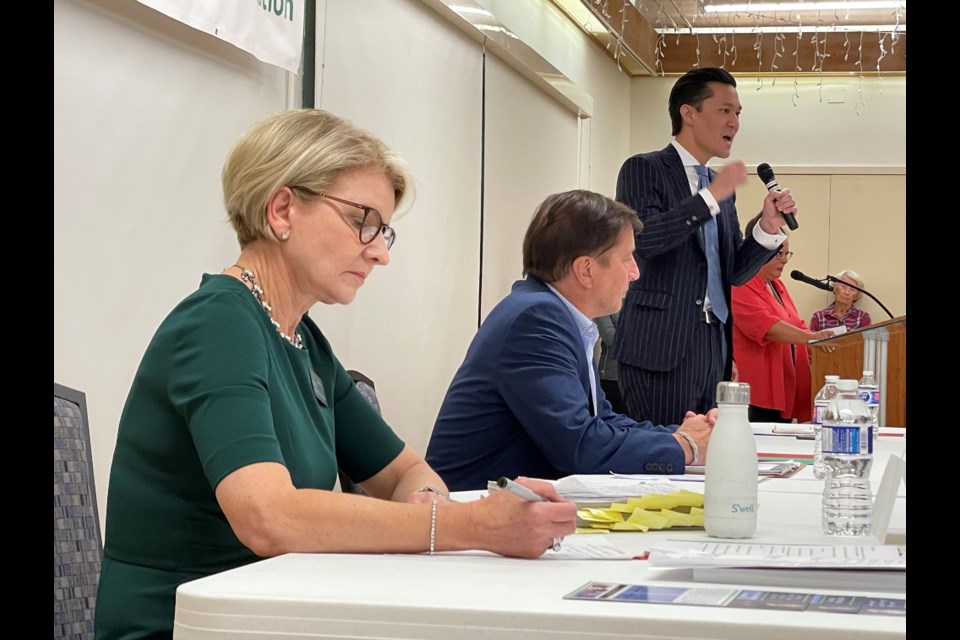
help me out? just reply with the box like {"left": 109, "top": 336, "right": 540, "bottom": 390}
{"left": 95, "top": 274, "right": 405, "bottom": 639}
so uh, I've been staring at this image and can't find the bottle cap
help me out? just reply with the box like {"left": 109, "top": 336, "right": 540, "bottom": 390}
{"left": 838, "top": 379, "right": 858, "bottom": 391}
{"left": 716, "top": 381, "right": 750, "bottom": 404}
{"left": 825, "top": 375, "right": 839, "bottom": 381}
{"left": 862, "top": 370, "right": 874, "bottom": 376}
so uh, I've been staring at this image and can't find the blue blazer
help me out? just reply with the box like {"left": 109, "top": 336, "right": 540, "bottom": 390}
{"left": 614, "top": 144, "right": 773, "bottom": 375}
{"left": 425, "top": 277, "right": 684, "bottom": 492}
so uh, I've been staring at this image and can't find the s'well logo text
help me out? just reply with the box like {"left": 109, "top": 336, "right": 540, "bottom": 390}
{"left": 731, "top": 503, "right": 756, "bottom": 513}
{"left": 258, "top": 0, "right": 293, "bottom": 21}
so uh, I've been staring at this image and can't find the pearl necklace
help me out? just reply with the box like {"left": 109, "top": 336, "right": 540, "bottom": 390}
{"left": 234, "top": 266, "right": 304, "bottom": 350}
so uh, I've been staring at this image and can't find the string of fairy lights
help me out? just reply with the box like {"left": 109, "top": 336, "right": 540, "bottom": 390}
{"left": 587, "top": 0, "right": 905, "bottom": 114}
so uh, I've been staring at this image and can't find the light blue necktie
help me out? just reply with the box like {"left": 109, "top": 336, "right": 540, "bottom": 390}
{"left": 696, "top": 165, "right": 729, "bottom": 324}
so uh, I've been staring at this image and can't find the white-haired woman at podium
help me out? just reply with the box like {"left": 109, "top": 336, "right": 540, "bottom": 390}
{"left": 809, "top": 268, "right": 872, "bottom": 333}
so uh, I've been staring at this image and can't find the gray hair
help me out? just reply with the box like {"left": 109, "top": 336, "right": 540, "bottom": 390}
{"left": 834, "top": 269, "right": 865, "bottom": 301}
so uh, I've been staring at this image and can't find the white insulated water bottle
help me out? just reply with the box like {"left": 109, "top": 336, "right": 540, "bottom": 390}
{"left": 704, "top": 382, "right": 758, "bottom": 538}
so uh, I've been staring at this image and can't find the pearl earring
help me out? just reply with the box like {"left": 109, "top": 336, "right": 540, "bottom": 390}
{"left": 280, "top": 231, "right": 289, "bottom": 240}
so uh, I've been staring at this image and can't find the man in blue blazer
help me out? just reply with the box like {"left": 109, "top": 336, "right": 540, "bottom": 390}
{"left": 426, "top": 190, "right": 715, "bottom": 491}
{"left": 614, "top": 67, "right": 798, "bottom": 426}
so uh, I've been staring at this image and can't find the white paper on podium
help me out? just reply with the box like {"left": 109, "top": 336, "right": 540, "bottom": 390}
{"left": 549, "top": 475, "right": 686, "bottom": 498}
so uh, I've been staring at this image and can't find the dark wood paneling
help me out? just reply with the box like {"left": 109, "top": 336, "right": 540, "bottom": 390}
{"left": 649, "top": 31, "right": 904, "bottom": 76}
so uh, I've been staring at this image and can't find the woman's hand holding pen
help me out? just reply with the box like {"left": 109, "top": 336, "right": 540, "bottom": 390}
{"left": 468, "top": 476, "right": 577, "bottom": 559}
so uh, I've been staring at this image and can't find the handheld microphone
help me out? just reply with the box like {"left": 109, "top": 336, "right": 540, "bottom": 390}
{"left": 757, "top": 163, "right": 799, "bottom": 231}
{"left": 789, "top": 270, "right": 832, "bottom": 292}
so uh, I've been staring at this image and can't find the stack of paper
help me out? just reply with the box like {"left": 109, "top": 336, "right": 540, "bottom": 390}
{"left": 553, "top": 475, "right": 683, "bottom": 501}
{"left": 684, "top": 460, "right": 805, "bottom": 478}
{"left": 487, "top": 475, "right": 687, "bottom": 506}
{"left": 648, "top": 541, "right": 906, "bottom": 592}
{"left": 750, "top": 422, "right": 814, "bottom": 436}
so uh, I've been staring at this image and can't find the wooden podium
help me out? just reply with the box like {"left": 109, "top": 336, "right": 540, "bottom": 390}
{"left": 810, "top": 316, "right": 906, "bottom": 427}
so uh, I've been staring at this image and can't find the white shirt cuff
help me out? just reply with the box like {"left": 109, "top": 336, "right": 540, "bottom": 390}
{"left": 752, "top": 221, "right": 787, "bottom": 249}
{"left": 698, "top": 188, "right": 721, "bottom": 215}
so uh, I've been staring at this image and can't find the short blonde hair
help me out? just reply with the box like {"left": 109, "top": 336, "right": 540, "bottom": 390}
{"left": 834, "top": 268, "right": 865, "bottom": 301}
{"left": 222, "top": 109, "right": 414, "bottom": 247}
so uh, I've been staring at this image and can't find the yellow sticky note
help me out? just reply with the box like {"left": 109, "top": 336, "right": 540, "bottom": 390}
{"left": 577, "top": 509, "right": 622, "bottom": 523}
{"left": 626, "top": 509, "right": 669, "bottom": 529}
{"left": 673, "top": 490, "right": 705, "bottom": 507}
{"left": 659, "top": 509, "right": 697, "bottom": 527}
{"left": 575, "top": 527, "right": 609, "bottom": 534}
{"left": 628, "top": 495, "right": 676, "bottom": 510}
{"left": 576, "top": 491, "right": 706, "bottom": 533}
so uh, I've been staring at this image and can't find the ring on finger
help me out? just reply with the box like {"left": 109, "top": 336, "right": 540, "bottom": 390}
{"left": 552, "top": 537, "right": 563, "bottom": 552}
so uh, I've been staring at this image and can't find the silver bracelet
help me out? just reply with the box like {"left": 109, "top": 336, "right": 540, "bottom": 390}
{"left": 429, "top": 501, "right": 437, "bottom": 555}
{"left": 677, "top": 432, "right": 700, "bottom": 466}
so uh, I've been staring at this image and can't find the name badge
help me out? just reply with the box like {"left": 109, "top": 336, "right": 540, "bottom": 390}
{"left": 310, "top": 370, "right": 328, "bottom": 407}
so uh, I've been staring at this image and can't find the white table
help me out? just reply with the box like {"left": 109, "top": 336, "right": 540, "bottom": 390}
{"left": 173, "top": 433, "right": 906, "bottom": 640}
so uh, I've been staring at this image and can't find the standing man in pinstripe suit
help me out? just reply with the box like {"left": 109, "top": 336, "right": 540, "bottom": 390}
{"left": 614, "top": 67, "right": 797, "bottom": 426}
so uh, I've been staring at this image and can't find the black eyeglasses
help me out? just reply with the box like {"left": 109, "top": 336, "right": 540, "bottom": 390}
{"left": 775, "top": 249, "right": 794, "bottom": 261}
{"left": 290, "top": 186, "right": 396, "bottom": 249}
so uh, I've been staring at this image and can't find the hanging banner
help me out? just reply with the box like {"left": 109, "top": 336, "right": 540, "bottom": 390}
{"left": 138, "top": 0, "right": 305, "bottom": 73}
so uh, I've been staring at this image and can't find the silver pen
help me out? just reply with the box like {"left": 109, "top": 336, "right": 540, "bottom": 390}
{"left": 496, "top": 476, "right": 548, "bottom": 502}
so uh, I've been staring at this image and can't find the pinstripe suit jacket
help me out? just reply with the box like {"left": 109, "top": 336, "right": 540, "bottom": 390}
{"left": 613, "top": 144, "right": 773, "bottom": 375}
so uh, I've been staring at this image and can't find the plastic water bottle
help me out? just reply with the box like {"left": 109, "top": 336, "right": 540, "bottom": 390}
{"left": 821, "top": 379, "right": 873, "bottom": 536}
{"left": 704, "top": 382, "right": 757, "bottom": 538}
{"left": 812, "top": 375, "right": 840, "bottom": 480}
{"left": 858, "top": 370, "right": 881, "bottom": 449}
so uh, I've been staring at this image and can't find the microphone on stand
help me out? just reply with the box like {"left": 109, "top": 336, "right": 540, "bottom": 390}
{"left": 825, "top": 275, "right": 895, "bottom": 319}
{"left": 789, "top": 270, "right": 833, "bottom": 292}
{"left": 757, "top": 163, "right": 799, "bottom": 231}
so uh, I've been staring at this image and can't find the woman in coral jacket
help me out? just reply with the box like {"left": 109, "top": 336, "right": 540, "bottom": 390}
{"left": 731, "top": 231, "right": 834, "bottom": 423}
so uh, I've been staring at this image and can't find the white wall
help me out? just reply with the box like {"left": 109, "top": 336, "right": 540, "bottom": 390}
{"left": 479, "top": 0, "right": 632, "bottom": 195}
{"left": 55, "top": 0, "right": 289, "bottom": 516}
{"left": 312, "top": 0, "right": 484, "bottom": 455}
{"left": 54, "top": 0, "right": 633, "bottom": 522}
{"left": 481, "top": 52, "right": 580, "bottom": 320}
{"left": 311, "top": 0, "right": 631, "bottom": 452}
{"left": 629, "top": 75, "right": 906, "bottom": 168}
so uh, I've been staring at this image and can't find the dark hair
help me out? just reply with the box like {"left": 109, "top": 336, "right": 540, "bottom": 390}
{"left": 668, "top": 67, "right": 737, "bottom": 136}
{"left": 522, "top": 190, "right": 642, "bottom": 283}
